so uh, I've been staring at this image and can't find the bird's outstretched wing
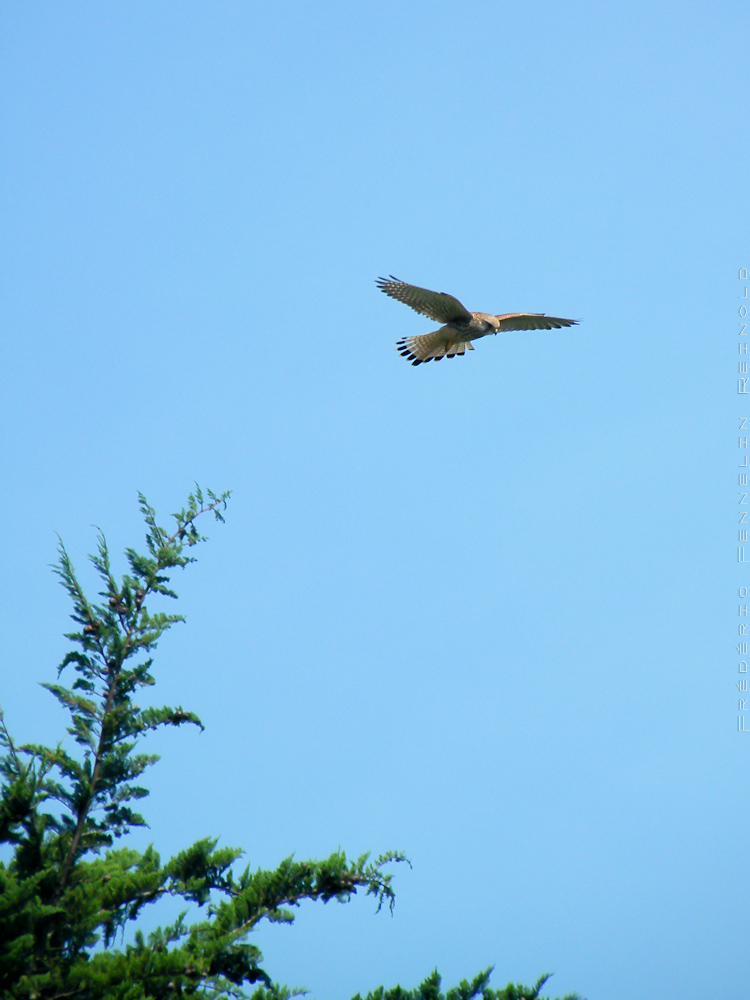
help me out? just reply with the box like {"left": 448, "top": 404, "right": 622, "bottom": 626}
{"left": 495, "top": 313, "right": 578, "bottom": 331}
{"left": 396, "top": 332, "right": 475, "bottom": 366}
{"left": 376, "top": 276, "right": 473, "bottom": 324}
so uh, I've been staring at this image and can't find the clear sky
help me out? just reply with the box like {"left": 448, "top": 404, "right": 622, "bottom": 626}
{"left": 0, "top": 3, "right": 745, "bottom": 999}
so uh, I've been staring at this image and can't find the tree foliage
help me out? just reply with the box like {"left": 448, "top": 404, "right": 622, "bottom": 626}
{"left": 0, "top": 487, "right": 580, "bottom": 1000}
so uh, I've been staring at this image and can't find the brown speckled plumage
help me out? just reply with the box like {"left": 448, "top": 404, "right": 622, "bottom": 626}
{"left": 376, "top": 276, "right": 578, "bottom": 366}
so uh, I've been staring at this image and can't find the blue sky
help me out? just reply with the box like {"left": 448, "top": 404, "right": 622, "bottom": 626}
{"left": 0, "top": 3, "right": 746, "bottom": 998}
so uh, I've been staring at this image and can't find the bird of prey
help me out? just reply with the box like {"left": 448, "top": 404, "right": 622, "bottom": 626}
{"left": 376, "top": 276, "right": 578, "bottom": 366}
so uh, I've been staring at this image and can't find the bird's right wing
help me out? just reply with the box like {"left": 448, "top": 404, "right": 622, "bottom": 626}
{"left": 376, "top": 276, "right": 473, "bottom": 323}
{"left": 495, "top": 313, "right": 579, "bottom": 331}
{"left": 396, "top": 331, "right": 475, "bottom": 365}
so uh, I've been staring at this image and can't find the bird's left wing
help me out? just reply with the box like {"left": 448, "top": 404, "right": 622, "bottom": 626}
{"left": 376, "top": 276, "right": 473, "bottom": 323}
{"left": 495, "top": 313, "right": 579, "bottom": 331}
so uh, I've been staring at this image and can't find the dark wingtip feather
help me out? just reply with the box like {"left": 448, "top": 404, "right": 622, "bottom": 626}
{"left": 396, "top": 343, "right": 416, "bottom": 361}
{"left": 376, "top": 275, "right": 403, "bottom": 290}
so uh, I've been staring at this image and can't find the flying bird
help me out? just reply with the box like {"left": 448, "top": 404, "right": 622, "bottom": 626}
{"left": 376, "top": 276, "right": 578, "bottom": 366}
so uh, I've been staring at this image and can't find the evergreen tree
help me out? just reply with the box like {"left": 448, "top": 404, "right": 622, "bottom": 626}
{"left": 0, "top": 487, "right": 580, "bottom": 1000}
